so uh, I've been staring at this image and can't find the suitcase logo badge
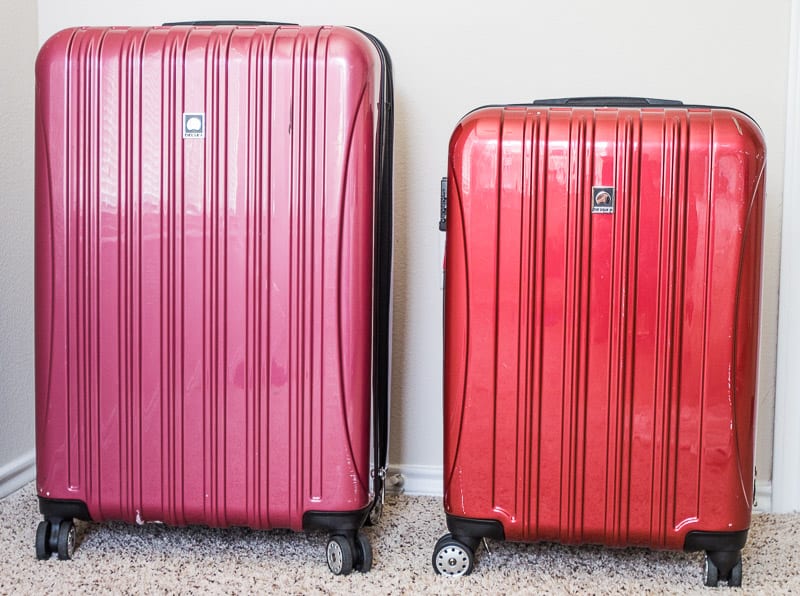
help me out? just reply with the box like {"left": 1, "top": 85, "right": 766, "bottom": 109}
{"left": 183, "top": 113, "right": 205, "bottom": 139}
{"left": 591, "top": 186, "right": 615, "bottom": 214}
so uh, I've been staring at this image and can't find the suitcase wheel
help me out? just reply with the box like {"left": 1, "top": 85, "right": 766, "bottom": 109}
{"left": 35, "top": 521, "right": 51, "bottom": 560}
{"left": 432, "top": 533, "right": 475, "bottom": 577}
{"left": 326, "top": 533, "right": 372, "bottom": 575}
{"left": 354, "top": 533, "right": 373, "bottom": 573}
{"left": 704, "top": 556, "right": 719, "bottom": 587}
{"left": 56, "top": 520, "right": 76, "bottom": 560}
{"left": 729, "top": 559, "right": 743, "bottom": 587}
{"left": 326, "top": 535, "right": 354, "bottom": 575}
{"left": 704, "top": 551, "right": 743, "bottom": 588}
{"left": 35, "top": 519, "right": 76, "bottom": 561}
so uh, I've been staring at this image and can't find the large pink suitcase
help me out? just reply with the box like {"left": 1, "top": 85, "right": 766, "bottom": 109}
{"left": 34, "top": 22, "right": 393, "bottom": 574}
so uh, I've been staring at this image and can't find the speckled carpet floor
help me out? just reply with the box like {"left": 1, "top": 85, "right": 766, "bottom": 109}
{"left": 1, "top": 483, "right": 798, "bottom": 594}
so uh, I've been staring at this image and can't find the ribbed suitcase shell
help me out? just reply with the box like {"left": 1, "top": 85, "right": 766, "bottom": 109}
{"left": 35, "top": 25, "right": 385, "bottom": 531}
{"left": 443, "top": 105, "right": 765, "bottom": 549}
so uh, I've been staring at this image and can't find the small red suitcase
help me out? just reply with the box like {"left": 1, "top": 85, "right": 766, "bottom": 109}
{"left": 434, "top": 98, "right": 765, "bottom": 586}
{"left": 34, "top": 22, "right": 393, "bottom": 575}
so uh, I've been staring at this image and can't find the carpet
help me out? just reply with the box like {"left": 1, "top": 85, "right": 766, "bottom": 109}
{"left": 1, "top": 484, "right": 797, "bottom": 594}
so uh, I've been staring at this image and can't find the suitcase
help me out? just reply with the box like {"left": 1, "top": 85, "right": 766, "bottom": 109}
{"left": 34, "top": 21, "right": 393, "bottom": 575}
{"left": 434, "top": 97, "right": 765, "bottom": 586}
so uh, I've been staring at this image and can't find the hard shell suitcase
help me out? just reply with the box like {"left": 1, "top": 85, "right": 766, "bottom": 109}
{"left": 435, "top": 98, "right": 765, "bottom": 586}
{"left": 34, "top": 22, "right": 393, "bottom": 574}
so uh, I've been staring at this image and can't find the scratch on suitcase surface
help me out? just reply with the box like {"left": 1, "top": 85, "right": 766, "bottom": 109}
{"left": 135, "top": 511, "right": 164, "bottom": 525}
{"left": 728, "top": 364, "right": 733, "bottom": 393}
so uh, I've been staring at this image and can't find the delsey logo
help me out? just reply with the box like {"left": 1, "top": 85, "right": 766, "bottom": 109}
{"left": 591, "top": 186, "right": 615, "bottom": 214}
{"left": 183, "top": 113, "right": 205, "bottom": 139}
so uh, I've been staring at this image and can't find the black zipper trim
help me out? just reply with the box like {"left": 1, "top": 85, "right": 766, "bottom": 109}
{"left": 162, "top": 20, "right": 298, "bottom": 26}
{"left": 349, "top": 27, "right": 393, "bottom": 509}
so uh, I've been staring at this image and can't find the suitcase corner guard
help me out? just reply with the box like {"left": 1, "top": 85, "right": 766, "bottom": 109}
{"left": 38, "top": 496, "right": 92, "bottom": 522}
{"left": 445, "top": 514, "right": 506, "bottom": 542}
{"left": 302, "top": 503, "right": 373, "bottom": 532}
{"left": 683, "top": 529, "right": 748, "bottom": 553}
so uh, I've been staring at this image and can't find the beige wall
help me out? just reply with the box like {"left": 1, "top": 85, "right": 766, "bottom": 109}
{"left": 24, "top": 0, "right": 792, "bottom": 490}
{"left": 0, "top": 0, "right": 38, "bottom": 493}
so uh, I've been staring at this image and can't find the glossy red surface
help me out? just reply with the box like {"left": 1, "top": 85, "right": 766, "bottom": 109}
{"left": 35, "top": 25, "right": 382, "bottom": 530}
{"left": 443, "top": 105, "right": 765, "bottom": 549}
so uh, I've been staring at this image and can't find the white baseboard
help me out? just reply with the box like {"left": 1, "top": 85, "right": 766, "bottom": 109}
{"left": 388, "top": 465, "right": 775, "bottom": 515}
{"left": 754, "top": 480, "right": 772, "bottom": 514}
{"left": 0, "top": 449, "right": 35, "bottom": 499}
{"left": 386, "top": 464, "right": 442, "bottom": 496}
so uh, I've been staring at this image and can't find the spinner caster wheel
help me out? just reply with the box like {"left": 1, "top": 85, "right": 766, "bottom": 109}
{"left": 704, "top": 555, "right": 720, "bottom": 587}
{"left": 326, "top": 535, "right": 355, "bottom": 576}
{"left": 35, "top": 521, "right": 51, "bottom": 560}
{"left": 729, "top": 558, "right": 743, "bottom": 587}
{"left": 56, "top": 520, "right": 76, "bottom": 561}
{"left": 432, "top": 534, "right": 475, "bottom": 577}
{"left": 354, "top": 533, "right": 373, "bottom": 573}
{"left": 704, "top": 551, "right": 743, "bottom": 587}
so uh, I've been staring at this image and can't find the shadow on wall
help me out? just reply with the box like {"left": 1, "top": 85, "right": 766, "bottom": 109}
{"left": 388, "top": 87, "right": 412, "bottom": 470}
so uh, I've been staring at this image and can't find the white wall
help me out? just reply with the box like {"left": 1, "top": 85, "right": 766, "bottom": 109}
{"left": 774, "top": 0, "right": 800, "bottom": 513}
{"left": 0, "top": 0, "right": 38, "bottom": 496}
{"left": 30, "top": 0, "right": 791, "bottom": 492}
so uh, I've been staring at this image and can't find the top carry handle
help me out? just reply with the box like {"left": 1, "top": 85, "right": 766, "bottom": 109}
{"left": 533, "top": 97, "right": 684, "bottom": 107}
{"left": 163, "top": 20, "right": 298, "bottom": 26}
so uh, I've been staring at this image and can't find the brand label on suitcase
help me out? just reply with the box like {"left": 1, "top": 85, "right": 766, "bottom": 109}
{"left": 182, "top": 112, "right": 205, "bottom": 138}
{"left": 591, "top": 185, "right": 615, "bottom": 214}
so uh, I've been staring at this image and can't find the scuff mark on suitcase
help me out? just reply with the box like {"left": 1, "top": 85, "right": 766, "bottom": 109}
{"left": 135, "top": 510, "right": 164, "bottom": 525}
{"left": 733, "top": 117, "right": 743, "bottom": 135}
{"left": 729, "top": 363, "right": 734, "bottom": 392}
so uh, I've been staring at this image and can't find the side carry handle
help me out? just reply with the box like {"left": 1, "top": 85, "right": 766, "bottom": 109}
{"left": 532, "top": 97, "right": 684, "bottom": 107}
{"left": 439, "top": 177, "right": 447, "bottom": 232}
{"left": 162, "top": 20, "right": 298, "bottom": 26}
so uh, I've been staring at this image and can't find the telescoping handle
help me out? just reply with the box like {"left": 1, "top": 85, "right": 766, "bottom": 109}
{"left": 162, "top": 20, "right": 298, "bottom": 26}
{"left": 532, "top": 97, "right": 683, "bottom": 107}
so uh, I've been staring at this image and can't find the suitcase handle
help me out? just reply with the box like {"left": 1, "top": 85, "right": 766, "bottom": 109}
{"left": 532, "top": 97, "right": 684, "bottom": 107}
{"left": 162, "top": 20, "right": 298, "bottom": 26}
